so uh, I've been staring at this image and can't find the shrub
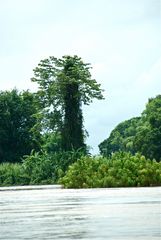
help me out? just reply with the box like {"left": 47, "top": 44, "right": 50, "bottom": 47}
{"left": 59, "top": 152, "right": 161, "bottom": 188}
{"left": 22, "top": 149, "right": 84, "bottom": 185}
{"left": 22, "top": 151, "right": 57, "bottom": 184}
{"left": 0, "top": 163, "right": 29, "bottom": 186}
{"left": 1, "top": 151, "right": 161, "bottom": 188}
{"left": 0, "top": 149, "right": 85, "bottom": 187}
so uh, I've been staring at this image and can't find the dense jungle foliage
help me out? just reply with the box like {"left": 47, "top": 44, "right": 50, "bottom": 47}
{"left": 59, "top": 152, "right": 161, "bottom": 188}
{"left": 1, "top": 152, "right": 160, "bottom": 188}
{"left": 0, "top": 55, "right": 161, "bottom": 188}
{"left": 0, "top": 150, "right": 82, "bottom": 186}
{"left": 99, "top": 95, "right": 161, "bottom": 162}
{"left": 0, "top": 89, "right": 42, "bottom": 163}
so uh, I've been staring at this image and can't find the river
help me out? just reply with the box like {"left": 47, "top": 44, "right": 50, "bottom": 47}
{"left": 0, "top": 186, "right": 160, "bottom": 239}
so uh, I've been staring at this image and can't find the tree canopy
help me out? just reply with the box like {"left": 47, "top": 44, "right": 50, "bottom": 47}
{"left": 99, "top": 95, "right": 161, "bottom": 161}
{"left": 0, "top": 89, "right": 42, "bottom": 163}
{"left": 99, "top": 117, "right": 141, "bottom": 156}
{"left": 32, "top": 55, "right": 104, "bottom": 152}
{"left": 134, "top": 95, "right": 161, "bottom": 161}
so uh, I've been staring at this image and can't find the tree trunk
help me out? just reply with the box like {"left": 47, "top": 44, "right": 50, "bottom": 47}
{"left": 61, "top": 82, "right": 85, "bottom": 151}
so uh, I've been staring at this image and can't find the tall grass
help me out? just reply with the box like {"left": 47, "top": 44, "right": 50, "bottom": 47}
{"left": 0, "top": 163, "right": 29, "bottom": 186}
{"left": 0, "top": 150, "right": 80, "bottom": 186}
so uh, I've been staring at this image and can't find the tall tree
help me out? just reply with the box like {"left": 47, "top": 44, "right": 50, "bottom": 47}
{"left": 134, "top": 95, "right": 161, "bottom": 161}
{"left": 99, "top": 117, "right": 141, "bottom": 156}
{"left": 99, "top": 95, "right": 161, "bottom": 161}
{"left": 0, "top": 89, "right": 42, "bottom": 163}
{"left": 32, "top": 55, "right": 104, "bottom": 152}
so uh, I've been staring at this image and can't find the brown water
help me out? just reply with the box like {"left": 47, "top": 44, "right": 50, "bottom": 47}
{"left": 0, "top": 186, "right": 160, "bottom": 239}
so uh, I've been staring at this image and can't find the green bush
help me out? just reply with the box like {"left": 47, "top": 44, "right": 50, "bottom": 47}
{"left": 0, "top": 151, "right": 58, "bottom": 186}
{"left": 0, "top": 163, "right": 30, "bottom": 186}
{"left": 1, "top": 151, "right": 161, "bottom": 188}
{"left": 22, "top": 149, "right": 84, "bottom": 185}
{"left": 59, "top": 152, "right": 161, "bottom": 188}
{"left": 22, "top": 151, "right": 56, "bottom": 184}
{"left": 0, "top": 149, "right": 85, "bottom": 187}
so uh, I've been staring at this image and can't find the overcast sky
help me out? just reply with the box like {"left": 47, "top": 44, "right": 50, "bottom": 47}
{"left": 0, "top": 0, "right": 161, "bottom": 153}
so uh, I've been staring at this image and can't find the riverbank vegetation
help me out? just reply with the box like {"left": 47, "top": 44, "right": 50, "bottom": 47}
{"left": 59, "top": 152, "right": 161, "bottom": 188}
{"left": 0, "top": 152, "right": 161, "bottom": 188}
{"left": 99, "top": 95, "right": 161, "bottom": 162}
{"left": 0, "top": 55, "right": 161, "bottom": 188}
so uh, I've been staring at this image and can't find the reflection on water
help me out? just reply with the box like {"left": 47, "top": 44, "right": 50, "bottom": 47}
{"left": 0, "top": 186, "right": 160, "bottom": 240}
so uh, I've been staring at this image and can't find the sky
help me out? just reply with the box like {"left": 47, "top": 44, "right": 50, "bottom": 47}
{"left": 0, "top": 0, "right": 161, "bottom": 153}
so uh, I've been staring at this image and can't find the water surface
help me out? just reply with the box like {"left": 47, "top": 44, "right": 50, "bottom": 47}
{"left": 0, "top": 186, "right": 160, "bottom": 239}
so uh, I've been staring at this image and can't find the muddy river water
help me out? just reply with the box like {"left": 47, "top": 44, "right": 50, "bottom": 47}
{"left": 0, "top": 186, "right": 160, "bottom": 239}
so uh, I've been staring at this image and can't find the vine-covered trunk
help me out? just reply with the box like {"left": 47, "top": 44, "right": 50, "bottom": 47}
{"left": 32, "top": 55, "right": 104, "bottom": 154}
{"left": 61, "top": 82, "right": 85, "bottom": 151}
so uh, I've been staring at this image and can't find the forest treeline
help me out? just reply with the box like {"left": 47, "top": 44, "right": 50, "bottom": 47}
{"left": 0, "top": 55, "right": 161, "bottom": 187}
{"left": 99, "top": 95, "right": 161, "bottom": 162}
